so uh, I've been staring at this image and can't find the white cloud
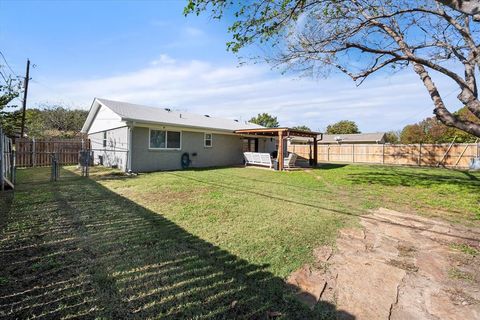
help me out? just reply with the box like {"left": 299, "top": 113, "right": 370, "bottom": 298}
{"left": 150, "top": 54, "right": 176, "bottom": 66}
{"left": 28, "top": 56, "right": 460, "bottom": 132}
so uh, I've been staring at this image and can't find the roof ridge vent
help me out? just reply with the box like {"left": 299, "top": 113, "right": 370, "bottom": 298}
{"left": 164, "top": 108, "right": 171, "bottom": 112}
{"left": 234, "top": 119, "right": 239, "bottom": 122}
{"left": 204, "top": 114, "right": 210, "bottom": 117}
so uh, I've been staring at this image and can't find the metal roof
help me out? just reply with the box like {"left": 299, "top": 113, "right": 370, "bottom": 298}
{"left": 84, "top": 98, "right": 263, "bottom": 132}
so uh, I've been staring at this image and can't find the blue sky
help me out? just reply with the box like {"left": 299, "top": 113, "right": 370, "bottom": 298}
{"left": 0, "top": 0, "right": 462, "bottom": 132}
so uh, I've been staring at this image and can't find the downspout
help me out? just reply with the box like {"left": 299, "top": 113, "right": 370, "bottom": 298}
{"left": 127, "top": 124, "right": 133, "bottom": 173}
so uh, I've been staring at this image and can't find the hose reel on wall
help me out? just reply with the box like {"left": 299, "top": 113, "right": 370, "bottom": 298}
{"left": 181, "top": 152, "right": 191, "bottom": 169}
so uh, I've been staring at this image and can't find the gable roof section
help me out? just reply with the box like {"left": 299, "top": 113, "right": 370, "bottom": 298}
{"left": 320, "top": 133, "right": 386, "bottom": 143}
{"left": 81, "top": 98, "right": 263, "bottom": 133}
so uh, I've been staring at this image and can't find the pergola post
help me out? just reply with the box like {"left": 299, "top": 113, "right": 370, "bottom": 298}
{"left": 313, "top": 136, "right": 318, "bottom": 167}
{"left": 278, "top": 130, "right": 284, "bottom": 171}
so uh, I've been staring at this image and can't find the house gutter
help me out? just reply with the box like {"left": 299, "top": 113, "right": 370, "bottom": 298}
{"left": 120, "top": 117, "right": 260, "bottom": 135}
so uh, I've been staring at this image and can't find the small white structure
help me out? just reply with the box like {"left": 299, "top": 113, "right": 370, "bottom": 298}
{"left": 243, "top": 152, "right": 273, "bottom": 168}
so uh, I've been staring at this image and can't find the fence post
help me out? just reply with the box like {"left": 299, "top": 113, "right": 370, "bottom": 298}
{"left": 352, "top": 144, "right": 355, "bottom": 163}
{"left": 382, "top": 144, "right": 385, "bottom": 164}
{"left": 50, "top": 153, "right": 59, "bottom": 182}
{"left": 418, "top": 143, "right": 422, "bottom": 166}
{"left": 327, "top": 146, "right": 330, "bottom": 162}
{"left": 11, "top": 150, "right": 16, "bottom": 184}
{"left": 0, "top": 128, "right": 4, "bottom": 191}
{"left": 86, "top": 151, "right": 90, "bottom": 177}
{"left": 32, "top": 137, "right": 36, "bottom": 167}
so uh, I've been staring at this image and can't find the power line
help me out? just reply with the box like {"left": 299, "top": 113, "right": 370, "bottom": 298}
{"left": 0, "top": 70, "right": 10, "bottom": 85}
{"left": 394, "top": 87, "right": 460, "bottom": 126}
{"left": 29, "top": 79, "right": 79, "bottom": 107}
{"left": 0, "top": 51, "right": 19, "bottom": 78}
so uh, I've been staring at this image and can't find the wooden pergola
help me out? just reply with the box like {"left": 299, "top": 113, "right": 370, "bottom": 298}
{"left": 234, "top": 128, "right": 321, "bottom": 171}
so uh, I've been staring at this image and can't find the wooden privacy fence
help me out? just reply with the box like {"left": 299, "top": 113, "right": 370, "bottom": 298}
{"left": 15, "top": 138, "right": 91, "bottom": 167}
{"left": 288, "top": 143, "right": 480, "bottom": 168}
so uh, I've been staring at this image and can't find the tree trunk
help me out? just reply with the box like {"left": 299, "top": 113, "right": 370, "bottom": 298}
{"left": 413, "top": 62, "right": 480, "bottom": 137}
{"left": 438, "top": 0, "right": 480, "bottom": 20}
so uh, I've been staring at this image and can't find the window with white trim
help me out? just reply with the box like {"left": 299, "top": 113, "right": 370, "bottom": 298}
{"left": 149, "top": 129, "right": 181, "bottom": 149}
{"left": 204, "top": 133, "right": 212, "bottom": 147}
{"left": 102, "top": 131, "right": 107, "bottom": 147}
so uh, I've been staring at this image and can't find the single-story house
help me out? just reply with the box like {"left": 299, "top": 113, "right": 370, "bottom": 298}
{"left": 81, "top": 98, "right": 279, "bottom": 172}
{"left": 289, "top": 132, "right": 386, "bottom": 145}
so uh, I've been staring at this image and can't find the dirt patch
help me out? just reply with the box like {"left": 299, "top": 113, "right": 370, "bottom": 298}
{"left": 287, "top": 208, "right": 480, "bottom": 319}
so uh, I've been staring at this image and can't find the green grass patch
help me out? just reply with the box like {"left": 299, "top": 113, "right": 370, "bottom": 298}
{"left": 0, "top": 276, "right": 9, "bottom": 286}
{"left": 450, "top": 243, "right": 479, "bottom": 256}
{"left": 448, "top": 267, "right": 475, "bottom": 282}
{"left": 1, "top": 164, "right": 478, "bottom": 318}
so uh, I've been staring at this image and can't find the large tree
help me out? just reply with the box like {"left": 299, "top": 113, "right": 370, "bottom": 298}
{"left": 293, "top": 125, "right": 311, "bottom": 131}
{"left": 399, "top": 106, "right": 479, "bottom": 143}
{"left": 326, "top": 120, "right": 361, "bottom": 134}
{"left": 1, "top": 103, "right": 88, "bottom": 138}
{"left": 439, "top": 0, "right": 480, "bottom": 20}
{"left": 384, "top": 130, "right": 401, "bottom": 143}
{"left": 400, "top": 124, "right": 426, "bottom": 144}
{"left": 249, "top": 113, "right": 280, "bottom": 127}
{"left": 27, "top": 105, "right": 88, "bottom": 138}
{"left": 186, "top": 0, "right": 480, "bottom": 137}
{"left": 0, "top": 77, "right": 21, "bottom": 137}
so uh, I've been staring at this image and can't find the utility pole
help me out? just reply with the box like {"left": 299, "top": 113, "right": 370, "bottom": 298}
{"left": 20, "top": 59, "right": 30, "bottom": 138}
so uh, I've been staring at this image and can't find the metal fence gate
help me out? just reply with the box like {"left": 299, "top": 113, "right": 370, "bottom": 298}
{"left": 0, "top": 128, "right": 14, "bottom": 191}
{"left": 0, "top": 137, "right": 92, "bottom": 186}
{"left": 15, "top": 138, "right": 90, "bottom": 167}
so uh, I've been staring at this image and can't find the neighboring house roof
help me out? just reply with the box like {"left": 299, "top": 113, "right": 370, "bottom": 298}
{"left": 81, "top": 98, "right": 263, "bottom": 133}
{"left": 319, "top": 133, "right": 386, "bottom": 143}
{"left": 290, "top": 132, "right": 386, "bottom": 144}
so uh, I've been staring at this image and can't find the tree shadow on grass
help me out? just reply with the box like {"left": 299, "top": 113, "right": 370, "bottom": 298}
{"left": 0, "top": 190, "right": 13, "bottom": 232}
{"left": 316, "top": 163, "right": 349, "bottom": 170}
{"left": 0, "top": 172, "right": 349, "bottom": 319}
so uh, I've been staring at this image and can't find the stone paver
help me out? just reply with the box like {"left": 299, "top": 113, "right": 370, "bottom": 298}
{"left": 287, "top": 208, "right": 480, "bottom": 319}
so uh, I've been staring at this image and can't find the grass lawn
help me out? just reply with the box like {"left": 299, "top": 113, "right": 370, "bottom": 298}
{"left": 0, "top": 164, "right": 478, "bottom": 319}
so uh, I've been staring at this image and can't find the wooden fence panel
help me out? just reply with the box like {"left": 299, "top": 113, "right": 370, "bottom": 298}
{"left": 15, "top": 138, "right": 90, "bottom": 167}
{"left": 384, "top": 144, "right": 421, "bottom": 166}
{"left": 288, "top": 143, "right": 479, "bottom": 169}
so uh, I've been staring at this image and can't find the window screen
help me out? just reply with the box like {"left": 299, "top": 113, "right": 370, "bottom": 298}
{"left": 205, "top": 133, "right": 212, "bottom": 147}
{"left": 150, "top": 130, "right": 181, "bottom": 149}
